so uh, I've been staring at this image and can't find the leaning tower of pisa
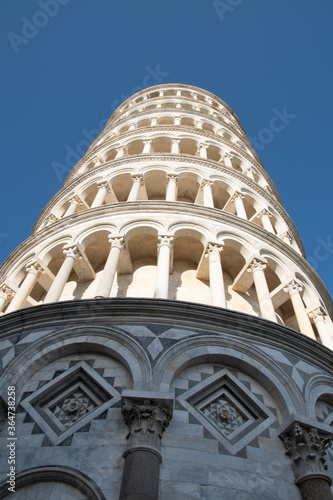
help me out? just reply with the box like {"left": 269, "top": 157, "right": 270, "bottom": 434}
{"left": 0, "top": 84, "right": 332, "bottom": 500}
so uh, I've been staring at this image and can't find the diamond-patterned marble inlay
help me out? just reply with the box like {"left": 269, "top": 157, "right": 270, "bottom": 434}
{"left": 51, "top": 389, "right": 97, "bottom": 427}
{"left": 177, "top": 368, "right": 277, "bottom": 455}
{"left": 201, "top": 395, "right": 246, "bottom": 436}
{"left": 21, "top": 361, "right": 121, "bottom": 445}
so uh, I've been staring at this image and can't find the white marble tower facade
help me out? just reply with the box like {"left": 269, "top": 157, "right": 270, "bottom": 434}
{"left": 0, "top": 85, "right": 332, "bottom": 499}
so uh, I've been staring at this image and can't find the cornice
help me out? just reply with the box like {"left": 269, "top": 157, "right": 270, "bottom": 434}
{"left": 33, "top": 154, "right": 300, "bottom": 249}
{"left": 2, "top": 202, "right": 330, "bottom": 312}
{"left": 0, "top": 298, "right": 331, "bottom": 372}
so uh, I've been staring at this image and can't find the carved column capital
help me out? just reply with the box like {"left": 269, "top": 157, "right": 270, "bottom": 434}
{"left": 26, "top": 262, "right": 45, "bottom": 276}
{"left": 174, "top": 117, "right": 181, "bottom": 125}
{"left": 201, "top": 179, "right": 214, "bottom": 189}
{"left": 166, "top": 173, "right": 178, "bottom": 183}
{"left": 308, "top": 307, "right": 327, "bottom": 323}
{"left": 69, "top": 195, "right": 82, "bottom": 206}
{"left": 283, "top": 278, "right": 303, "bottom": 296}
{"left": 258, "top": 208, "right": 272, "bottom": 219}
{"left": 122, "top": 396, "right": 173, "bottom": 452}
{"left": 247, "top": 257, "right": 267, "bottom": 273}
{"left": 280, "top": 422, "right": 332, "bottom": 489}
{"left": 206, "top": 242, "right": 224, "bottom": 257}
{"left": 131, "top": 174, "right": 144, "bottom": 184}
{"left": 157, "top": 235, "right": 174, "bottom": 250}
{"left": 230, "top": 191, "right": 245, "bottom": 202}
{"left": 96, "top": 181, "right": 109, "bottom": 190}
{"left": 108, "top": 235, "right": 125, "bottom": 251}
{"left": 0, "top": 284, "right": 15, "bottom": 300}
{"left": 63, "top": 244, "right": 80, "bottom": 260}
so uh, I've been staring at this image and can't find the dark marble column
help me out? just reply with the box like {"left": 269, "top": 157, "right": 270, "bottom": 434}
{"left": 279, "top": 420, "right": 333, "bottom": 500}
{"left": 119, "top": 392, "right": 173, "bottom": 500}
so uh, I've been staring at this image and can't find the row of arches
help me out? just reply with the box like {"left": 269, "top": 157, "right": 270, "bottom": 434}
{"left": 1, "top": 224, "right": 331, "bottom": 347}
{"left": 41, "top": 169, "right": 290, "bottom": 244}
{"left": 100, "top": 114, "right": 251, "bottom": 156}
{"left": 82, "top": 135, "right": 267, "bottom": 186}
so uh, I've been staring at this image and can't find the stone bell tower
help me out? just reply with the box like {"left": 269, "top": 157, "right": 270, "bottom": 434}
{"left": 0, "top": 84, "right": 332, "bottom": 499}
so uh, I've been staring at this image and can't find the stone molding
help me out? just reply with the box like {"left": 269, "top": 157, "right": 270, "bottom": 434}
{"left": 0, "top": 466, "right": 106, "bottom": 500}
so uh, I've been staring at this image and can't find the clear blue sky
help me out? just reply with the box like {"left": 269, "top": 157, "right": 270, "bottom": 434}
{"left": 1, "top": 0, "right": 332, "bottom": 298}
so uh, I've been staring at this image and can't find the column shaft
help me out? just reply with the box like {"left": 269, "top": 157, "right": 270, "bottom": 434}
{"left": 231, "top": 193, "right": 247, "bottom": 219}
{"left": 64, "top": 197, "right": 80, "bottom": 217}
{"left": 95, "top": 237, "right": 124, "bottom": 298}
{"left": 284, "top": 281, "right": 316, "bottom": 339}
{"left": 44, "top": 246, "right": 78, "bottom": 303}
{"left": 127, "top": 176, "right": 143, "bottom": 201}
{"left": 248, "top": 259, "right": 276, "bottom": 321}
{"left": 6, "top": 264, "right": 43, "bottom": 313}
{"left": 154, "top": 236, "right": 173, "bottom": 299}
{"left": 208, "top": 244, "right": 226, "bottom": 308}
{"left": 202, "top": 180, "right": 214, "bottom": 208}
{"left": 166, "top": 175, "right": 178, "bottom": 201}
{"left": 91, "top": 183, "right": 108, "bottom": 208}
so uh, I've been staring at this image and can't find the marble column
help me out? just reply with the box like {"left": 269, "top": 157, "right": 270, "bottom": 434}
{"left": 115, "top": 147, "right": 126, "bottom": 159}
{"left": 258, "top": 209, "right": 275, "bottom": 234}
{"left": 0, "top": 285, "right": 14, "bottom": 313}
{"left": 207, "top": 243, "right": 226, "bottom": 308}
{"left": 95, "top": 236, "right": 124, "bottom": 298}
{"left": 247, "top": 258, "right": 276, "bottom": 322}
{"left": 127, "top": 175, "right": 144, "bottom": 201}
{"left": 283, "top": 280, "right": 316, "bottom": 339}
{"left": 201, "top": 179, "right": 215, "bottom": 208}
{"left": 119, "top": 394, "right": 173, "bottom": 500}
{"left": 166, "top": 174, "right": 178, "bottom": 201}
{"left": 309, "top": 307, "right": 333, "bottom": 349}
{"left": 64, "top": 196, "right": 82, "bottom": 217}
{"left": 231, "top": 191, "right": 247, "bottom": 219}
{"left": 143, "top": 140, "right": 153, "bottom": 154}
{"left": 197, "top": 144, "right": 208, "bottom": 159}
{"left": 244, "top": 167, "right": 255, "bottom": 180}
{"left": 44, "top": 245, "right": 79, "bottom": 303}
{"left": 171, "top": 139, "right": 180, "bottom": 154}
{"left": 154, "top": 236, "right": 173, "bottom": 299}
{"left": 91, "top": 181, "right": 109, "bottom": 208}
{"left": 280, "top": 422, "right": 333, "bottom": 500}
{"left": 6, "top": 263, "right": 44, "bottom": 313}
{"left": 223, "top": 153, "right": 233, "bottom": 167}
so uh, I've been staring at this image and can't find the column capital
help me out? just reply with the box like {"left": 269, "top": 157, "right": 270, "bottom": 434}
{"left": 279, "top": 230, "right": 293, "bottom": 244}
{"left": 308, "top": 306, "right": 327, "bottom": 323}
{"left": 258, "top": 208, "right": 272, "bottom": 219}
{"left": 151, "top": 118, "right": 157, "bottom": 126}
{"left": 195, "top": 120, "right": 203, "bottom": 128}
{"left": 122, "top": 396, "right": 173, "bottom": 451}
{"left": 201, "top": 178, "right": 214, "bottom": 189}
{"left": 68, "top": 195, "right": 82, "bottom": 206}
{"left": 26, "top": 262, "right": 45, "bottom": 276}
{"left": 247, "top": 257, "right": 267, "bottom": 273}
{"left": 143, "top": 140, "right": 152, "bottom": 146}
{"left": 173, "top": 117, "right": 181, "bottom": 125}
{"left": 63, "top": 244, "right": 80, "bottom": 260}
{"left": 96, "top": 181, "right": 109, "bottom": 190}
{"left": 283, "top": 278, "right": 303, "bottom": 296}
{"left": 0, "top": 284, "right": 15, "bottom": 300}
{"left": 230, "top": 191, "right": 245, "bottom": 202}
{"left": 244, "top": 166, "right": 255, "bottom": 175}
{"left": 280, "top": 421, "right": 332, "bottom": 487}
{"left": 206, "top": 242, "right": 224, "bottom": 256}
{"left": 108, "top": 235, "right": 125, "bottom": 250}
{"left": 157, "top": 235, "right": 174, "bottom": 249}
{"left": 171, "top": 139, "right": 180, "bottom": 145}
{"left": 131, "top": 174, "right": 144, "bottom": 184}
{"left": 46, "top": 213, "right": 59, "bottom": 224}
{"left": 166, "top": 173, "right": 178, "bottom": 183}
